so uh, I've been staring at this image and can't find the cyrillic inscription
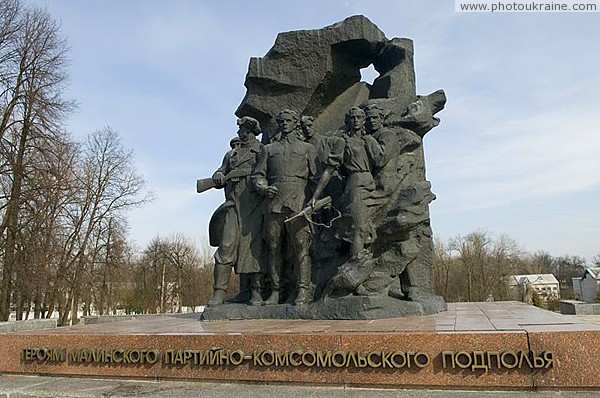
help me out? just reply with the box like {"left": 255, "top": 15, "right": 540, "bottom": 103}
{"left": 21, "top": 347, "right": 554, "bottom": 371}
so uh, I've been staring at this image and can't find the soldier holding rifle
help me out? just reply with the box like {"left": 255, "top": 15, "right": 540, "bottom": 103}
{"left": 202, "top": 117, "right": 266, "bottom": 306}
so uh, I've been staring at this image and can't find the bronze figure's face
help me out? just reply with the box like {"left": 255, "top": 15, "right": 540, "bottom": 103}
{"left": 347, "top": 108, "right": 365, "bottom": 132}
{"left": 365, "top": 110, "right": 383, "bottom": 132}
{"left": 278, "top": 113, "right": 297, "bottom": 135}
{"left": 237, "top": 124, "right": 251, "bottom": 140}
{"left": 301, "top": 117, "right": 315, "bottom": 139}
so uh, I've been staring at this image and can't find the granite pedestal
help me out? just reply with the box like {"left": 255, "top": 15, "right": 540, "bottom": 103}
{"left": 1, "top": 302, "right": 599, "bottom": 390}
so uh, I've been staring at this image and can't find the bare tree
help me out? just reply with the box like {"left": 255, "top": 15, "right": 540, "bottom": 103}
{"left": 441, "top": 231, "right": 521, "bottom": 302}
{"left": 53, "top": 127, "right": 151, "bottom": 325}
{"left": 6, "top": 136, "right": 70, "bottom": 319}
{"left": 163, "top": 234, "right": 200, "bottom": 313}
{"left": 122, "top": 236, "right": 215, "bottom": 314}
{"left": 433, "top": 238, "right": 453, "bottom": 298}
{"left": 0, "top": 2, "right": 74, "bottom": 321}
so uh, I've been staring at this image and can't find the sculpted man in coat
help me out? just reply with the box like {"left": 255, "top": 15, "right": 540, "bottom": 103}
{"left": 252, "top": 109, "right": 318, "bottom": 306}
{"left": 363, "top": 104, "right": 401, "bottom": 196}
{"left": 207, "top": 117, "right": 265, "bottom": 306}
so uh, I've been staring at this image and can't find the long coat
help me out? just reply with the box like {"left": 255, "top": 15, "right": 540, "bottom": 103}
{"left": 209, "top": 138, "right": 266, "bottom": 274}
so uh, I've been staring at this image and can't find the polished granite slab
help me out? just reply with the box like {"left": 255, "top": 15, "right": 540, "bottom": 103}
{"left": 1, "top": 302, "right": 599, "bottom": 389}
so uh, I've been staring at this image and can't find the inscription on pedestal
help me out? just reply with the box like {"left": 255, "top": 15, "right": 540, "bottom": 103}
{"left": 21, "top": 347, "right": 554, "bottom": 373}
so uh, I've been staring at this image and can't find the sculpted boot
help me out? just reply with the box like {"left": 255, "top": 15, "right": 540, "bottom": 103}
{"left": 264, "top": 256, "right": 282, "bottom": 306}
{"left": 249, "top": 273, "right": 263, "bottom": 306}
{"left": 207, "top": 263, "right": 232, "bottom": 307}
{"left": 294, "top": 288, "right": 310, "bottom": 306}
{"left": 207, "top": 289, "right": 226, "bottom": 307}
{"left": 264, "top": 291, "right": 279, "bottom": 306}
{"left": 228, "top": 274, "right": 250, "bottom": 304}
{"left": 294, "top": 252, "right": 312, "bottom": 306}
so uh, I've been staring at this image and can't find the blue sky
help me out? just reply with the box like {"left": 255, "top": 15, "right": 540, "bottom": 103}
{"left": 26, "top": 1, "right": 600, "bottom": 262}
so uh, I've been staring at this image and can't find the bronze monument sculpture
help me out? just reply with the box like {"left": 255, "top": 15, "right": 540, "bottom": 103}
{"left": 204, "top": 117, "right": 266, "bottom": 307}
{"left": 198, "top": 15, "right": 447, "bottom": 320}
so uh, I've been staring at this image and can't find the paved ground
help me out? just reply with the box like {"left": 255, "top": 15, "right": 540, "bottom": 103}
{"left": 2, "top": 375, "right": 600, "bottom": 398}
{"left": 575, "top": 315, "right": 600, "bottom": 325}
{"left": 10, "top": 302, "right": 600, "bottom": 335}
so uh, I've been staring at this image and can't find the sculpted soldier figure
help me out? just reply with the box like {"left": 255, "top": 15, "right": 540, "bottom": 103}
{"left": 363, "top": 104, "right": 401, "bottom": 196}
{"left": 310, "top": 107, "right": 383, "bottom": 258}
{"left": 252, "top": 109, "right": 318, "bottom": 305}
{"left": 300, "top": 116, "right": 327, "bottom": 164}
{"left": 207, "top": 117, "right": 265, "bottom": 306}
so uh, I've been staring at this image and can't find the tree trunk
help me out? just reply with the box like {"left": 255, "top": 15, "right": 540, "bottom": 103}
{"left": 0, "top": 122, "right": 29, "bottom": 321}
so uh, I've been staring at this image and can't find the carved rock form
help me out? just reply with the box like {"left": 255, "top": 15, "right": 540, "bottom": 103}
{"left": 395, "top": 90, "right": 447, "bottom": 137}
{"left": 236, "top": 15, "right": 417, "bottom": 141}
{"left": 202, "top": 15, "right": 447, "bottom": 321}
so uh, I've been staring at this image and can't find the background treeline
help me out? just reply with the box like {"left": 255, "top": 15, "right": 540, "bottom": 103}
{"left": 0, "top": 0, "right": 154, "bottom": 324}
{"left": 434, "top": 230, "right": 598, "bottom": 303}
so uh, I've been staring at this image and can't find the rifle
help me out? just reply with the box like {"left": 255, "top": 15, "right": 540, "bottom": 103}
{"left": 284, "top": 196, "right": 333, "bottom": 224}
{"left": 196, "top": 169, "right": 251, "bottom": 194}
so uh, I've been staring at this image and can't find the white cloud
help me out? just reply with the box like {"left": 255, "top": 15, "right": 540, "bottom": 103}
{"left": 430, "top": 105, "right": 600, "bottom": 210}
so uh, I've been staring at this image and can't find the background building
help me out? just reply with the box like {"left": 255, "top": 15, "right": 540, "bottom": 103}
{"left": 572, "top": 268, "right": 600, "bottom": 303}
{"left": 509, "top": 274, "right": 560, "bottom": 303}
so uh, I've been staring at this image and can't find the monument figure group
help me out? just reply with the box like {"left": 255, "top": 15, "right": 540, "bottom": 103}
{"left": 198, "top": 15, "right": 447, "bottom": 320}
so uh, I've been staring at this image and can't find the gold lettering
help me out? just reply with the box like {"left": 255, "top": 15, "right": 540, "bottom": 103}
{"left": 345, "top": 351, "right": 358, "bottom": 368}
{"left": 208, "top": 350, "right": 220, "bottom": 366}
{"left": 91, "top": 349, "right": 102, "bottom": 363}
{"left": 414, "top": 352, "right": 430, "bottom": 369}
{"left": 486, "top": 351, "right": 500, "bottom": 369}
{"left": 500, "top": 351, "right": 518, "bottom": 369}
{"left": 380, "top": 352, "right": 393, "bottom": 368}
{"left": 471, "top": 351, "right": 487, "bottom": 372}
{"left": 69, "top": 349, "right": 81, "bottom": 362}
{"left": 25, "top": 346, "right": 555, "bottom": 372}
{"left": 230, "top": 350, "right": 244, "bottom": 366}
{"left": 113, "top": 349, "right": 123, "bottom": 363}
{"left": 533, "top": 353, "right": 546, "bottom": 369}
{"left": 332, "top": 351, "right": 346, "bottom": 368}
{"left": 253, "top": 351, "right": 263, "bottom": 366}
{"left": 543, "top": 352, "right": 555, "bottom": 369}
{"left": 219, "top": 350, "right": 230, "bottom": 366}
{"left": 172, "top": 350, "right": 185, "bottom": 365}
{"left": 442, "top": 351, "right": 455, "bottom": 369}
{"left": 391, "top": 352, "right": 406, "bottom": 368}
{"left": 261, "top": 350, "right": 274, "bottom": 366}
{"left": 36, "top": 348, "right": 47, "bottom": 361}
{"left": 454, "top": 351, "right": 472, "bottom": 369}
{"left": 302, "top": 351, "right": 316, "bottom": 367}
{"left": 146, "top": 350, "right": 160, "bottom": 364}
{"left": 198, "top": 350, "right": 211, "bottom": 366}
{"left": 316, "top": 351, "right": 331, "bottom": 367}
{"left": 290, "top": 350, "right": 302, "bottom": 366}
{"left": 274, "top": 351, "right": 289, "bottom": 367}
{"left": 406, "top": 351, "right": 417, "bottom": 368}
{"left": 367, "top": 352, "right": 381, "bottom": 368}
{"left": 518, "top": 351, "right": 533, "bottom": 369}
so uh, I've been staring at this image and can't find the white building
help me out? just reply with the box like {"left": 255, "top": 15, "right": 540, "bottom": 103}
{"left": 572, "top": 268, "right": 600, "bottom": 303}
{"left": 509, "top": 274, "right": 560, "bottom": 302}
